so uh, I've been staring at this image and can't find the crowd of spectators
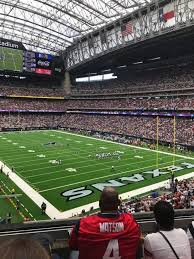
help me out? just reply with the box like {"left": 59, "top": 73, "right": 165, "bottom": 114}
{"left": 57, "top": 114, "right": 194, "bottom": 146}
{"left": 0, "top": 86, "right": 65, "bottom": 97}
{"left": 66, "top": 96, "right": 194, "bottom": 110}
{"left": 120, "top": 178, "right": 194, "bottom": 214}
{"left": 0, "top": 114, "right": 193, "bottom": 146}
{"left": 0, "top": 96, "right": 193, "bottom": 111}
{"left": 73, "top": 65, "right": 194, "bottom": 95}
{"left": 0, "top": 98, "right": 65, "bottom": 111}
{"left": 0, "top": 64, "right": 194, "bottom": 98}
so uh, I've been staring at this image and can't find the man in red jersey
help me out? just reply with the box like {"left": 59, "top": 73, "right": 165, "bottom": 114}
{"left": 69, "top": 187, "right": 141, "bottom": 259}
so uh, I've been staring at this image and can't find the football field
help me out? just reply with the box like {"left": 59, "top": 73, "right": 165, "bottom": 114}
{"left": 0, "top": 47, "right": 23, "bottom": 72}
{"left": 0, "top": 130, "right": 193, "bottom": 221}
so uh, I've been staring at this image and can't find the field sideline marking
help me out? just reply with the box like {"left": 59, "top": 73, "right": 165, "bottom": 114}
{"left": 55, "top": 130, "right": 194, "bottom": 160}
{"left": 0, "top": 180, "right": 36, "bottom": 221}
{"left": 39, "top": 158, "right": 184, "bottom": 193}
{"left": 0, "top": 161, "right": 61, "bottom": 220}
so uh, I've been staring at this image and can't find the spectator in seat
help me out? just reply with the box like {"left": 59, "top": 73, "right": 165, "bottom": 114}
{"left": 69, "top": 186, "right": 140, "bottom": 259}
{"left": 186, "top": 218, "right": 194, "bottom": 258}
{"left": 0, "top": 238, "right": 50, "bottom": 259}
{"left": 144, "top": 200, "right": 191, "bottom": 259}
{"left": 32, "top": 233, "right": 60, "bottom": 259}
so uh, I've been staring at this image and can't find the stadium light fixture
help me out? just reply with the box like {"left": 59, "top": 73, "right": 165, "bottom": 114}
{"left": 117, "top": 65, "right": 127, "bottom": 68}
{"left": 148, "top": 57, "right": 161, "bottom": 61}
{"left": 101, "top": 69, "right": 111, "bottom": 72}
{"left": 133, "top": 61, "right": 143, "bottom": 64}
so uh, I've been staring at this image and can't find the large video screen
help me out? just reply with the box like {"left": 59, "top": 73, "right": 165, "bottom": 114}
{"left": 0, "top": 38, "right": 64, "bottom": 77}
{"left": 23, "top": 51, "right": 53, "bottom": 75}
{"left": 0, "top": 47, "right": 23, "bottom": 72}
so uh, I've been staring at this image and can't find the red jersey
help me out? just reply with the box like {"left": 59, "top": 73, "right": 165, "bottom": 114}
{"left": 69, "top": 212, "right": 140, "bottom": 259}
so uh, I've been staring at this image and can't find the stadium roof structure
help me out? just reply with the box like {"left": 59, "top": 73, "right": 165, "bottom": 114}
{"left": 0, "top": 0, "right": 150, "bottom": 54}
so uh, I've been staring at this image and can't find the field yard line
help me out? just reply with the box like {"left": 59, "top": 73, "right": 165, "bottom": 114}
{"left": 21, "top": 151, "right": 156, "bottom": 174}
{"left": 0, "top": 139, "right": 122, "bottom": 159}
{"left": 10, "top": 145, "right": 150, "bottom": 168}
{"left": 57, "top": 171, "right": 194, "bottom": 219}
{"left": 27, "top": 153, "right": 162, "bottom": 179}
{"left": 0, "top": 161, "right": 61, "bottom": 220}
{"left": 32, "top": 156, "right": 180, "bottom": 185}
{"left": 0, "top": 137, "right": 129, "bottom": 159}
{"left": 55, "top": 130, "right": 194, "bottom": 160}
{"left": 39, "top": 158, "right": 183, "bottom": 193}
{"left": 3, "top": 147, "right": 137, "bottom": 167}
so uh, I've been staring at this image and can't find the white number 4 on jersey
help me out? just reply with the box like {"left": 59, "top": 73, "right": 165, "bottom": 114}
{"left": 103, "top": 239, "right": 121, "bottom": 259}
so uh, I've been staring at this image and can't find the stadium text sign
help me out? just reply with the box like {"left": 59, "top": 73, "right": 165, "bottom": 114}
{"left": 62, "top": 162, "right": 194, "bottom": 201}
{"left": 0, "top": 38, "right": 26, "bottom": 50}
{"left": 0, "top": 40, "right": 18, "bottom": 49}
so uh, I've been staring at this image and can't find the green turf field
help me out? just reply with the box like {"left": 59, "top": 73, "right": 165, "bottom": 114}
{"left": 0, "top": 130, "right": 193, "bottom": 221}
{"left": 0, "top": 47, "right": 23, "bottom": 72}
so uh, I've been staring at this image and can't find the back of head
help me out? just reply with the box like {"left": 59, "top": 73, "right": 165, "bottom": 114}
{"left": 32, "top": 233, "right": 53, "bottom": 255}
{"left": 99, "top": 187, "right": 120, "bottom": 212}
{"left": 0, "top": 238, "right": 50, "bottom": 259}
{"left": 154, "top": 200, "right": 174, "bottom": 231}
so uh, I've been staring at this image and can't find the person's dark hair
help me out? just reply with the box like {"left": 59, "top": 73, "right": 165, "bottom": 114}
{"left": 0, "top": 238, "right": 50, "bottom": 259}
{"left": 99, "top": 187, "right": 120, "bottom": 212}
{"left": 32, "top": 233, "right": 53, "bottom": 255}
{"left": 154, "top": 200, "right": 174, "bottom": 231}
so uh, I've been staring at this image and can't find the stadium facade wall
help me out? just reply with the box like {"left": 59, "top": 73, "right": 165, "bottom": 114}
{"left": 66, "top": 0, "right": 194, "bottom": 69}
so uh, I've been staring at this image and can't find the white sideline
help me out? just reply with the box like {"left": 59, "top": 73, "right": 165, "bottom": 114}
{"left": 0, "top": 161, "right": 61, "bottom": 220}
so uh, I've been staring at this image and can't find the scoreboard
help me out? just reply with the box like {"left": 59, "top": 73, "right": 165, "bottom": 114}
{"left": 0, "top": 38, "right": 64, "bottom": 77}
{"left": 23, "top": 51, "right": 53, "bottom": 75}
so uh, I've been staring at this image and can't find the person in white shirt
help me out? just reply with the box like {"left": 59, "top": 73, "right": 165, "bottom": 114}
{"left": 144, "top": 200, "right": 191, "bottom": 259}
{"left": 187, "top": 220, "right": 194, "bottom": 258}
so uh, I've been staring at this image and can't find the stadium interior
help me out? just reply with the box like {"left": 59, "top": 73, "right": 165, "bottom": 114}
{"left": 0, "top": 0, "right": 193, "bottom": 258}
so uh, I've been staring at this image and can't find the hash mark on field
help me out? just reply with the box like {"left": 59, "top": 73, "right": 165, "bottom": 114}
{"left": 86, "top": 143, "right": 93, "bottom": 146}
{"left": 75, "top": 141, "right": 81, "bottom": 143}
{"left": 12, "top": 143, "right": 18, "bottom": 145}
{"left": 100, "top": 147, "right": 107, "bottom": 150}
{"left": 37, "top": 154, "right": 46, "bottom": 158}
{"left": 28, "top": 150, "right": 35, "bottom": 153}
{"left": 116, "top": 151, "right": 124, "bottom": 154}
{"left": 65, "top": 168, "right": 77, "bottom": 172}
{"left": 19, "top": 146, "right": 26, "bottom": 149}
